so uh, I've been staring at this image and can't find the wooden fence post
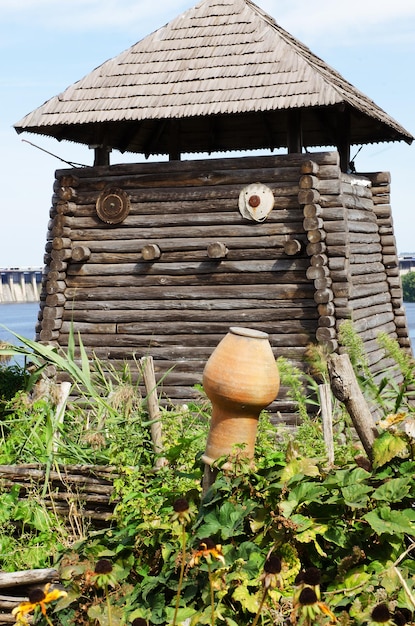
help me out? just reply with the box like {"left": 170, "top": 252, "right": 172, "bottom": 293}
{"left": 327, "top": 353, "right": 378, "bottom": 459}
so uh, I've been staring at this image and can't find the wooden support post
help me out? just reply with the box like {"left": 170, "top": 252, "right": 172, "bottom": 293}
{"left": 319, "top": 383, "right": 334, "bottom": 466}
{"left": 202, "top": 464, "right": 218, "bottom": 496}
{"left": 327, "top": 353, "right": 378, "bottom": 458}
{"left": 52, "top": 381, "right": 71, "bottom": 454}
{"left": 140, "top": 356, "right": 168, "bottom": 469}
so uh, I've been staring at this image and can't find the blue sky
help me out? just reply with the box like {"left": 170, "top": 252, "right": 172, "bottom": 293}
{"left": 1, "top": 0, "right": 414, "bottom": 267}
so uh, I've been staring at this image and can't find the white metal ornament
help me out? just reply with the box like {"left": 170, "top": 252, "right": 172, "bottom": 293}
{"left": 238, "top": 183, "right": 275, "bottom": 222}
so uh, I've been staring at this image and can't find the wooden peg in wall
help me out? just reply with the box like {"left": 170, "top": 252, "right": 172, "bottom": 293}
{"left": 207, "top": 242, "right": 228, "bottom": 259}
{"left": 283, "top": 238, "right": 303, "bottom": 256}
{"left": 141, "top": 243, "right": 161, "bottom": 260}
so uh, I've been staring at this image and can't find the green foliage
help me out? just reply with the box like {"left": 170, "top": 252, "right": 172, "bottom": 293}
{"left": 338, "top": 320, "right": 415, "bottom": 418}
{"left": 402, "top": 271, "right": 415, "bottom": 302}
{"left": 0, "top": 361, "right": 28, "bottom": 417}
{"left": 2, "top": 328, "right": 415, "bottom": 625}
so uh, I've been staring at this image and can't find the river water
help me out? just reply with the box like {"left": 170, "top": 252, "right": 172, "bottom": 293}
{"left": 1, "top": 301, "right": 415, "bottom": 355}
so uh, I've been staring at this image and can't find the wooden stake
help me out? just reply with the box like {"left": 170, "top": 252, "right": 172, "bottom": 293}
{"left": 319, "top": 383, "right": 334, "bottom": 466}
{"left": 140, "top": 356, "right": 168, "bottom": 469}
{"left": 52, "top": 381, "right": 71, "bottom": 454}
{"left": 327, "top": 353, "right": 378, "bottom": 458}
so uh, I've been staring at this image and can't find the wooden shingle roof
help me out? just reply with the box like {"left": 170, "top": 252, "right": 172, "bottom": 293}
{"left": 14, "top": 0, "right": 413, "bottom": 158}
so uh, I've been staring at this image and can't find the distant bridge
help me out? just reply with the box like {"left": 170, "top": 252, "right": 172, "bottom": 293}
{"left": 399, "top": 254, "right": 415, "bottom": 275}
{"left": 0, "top": 267, "right": 43, "bottom": 303}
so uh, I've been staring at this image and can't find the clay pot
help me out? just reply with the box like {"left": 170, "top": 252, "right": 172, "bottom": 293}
{"left": 202, "top": 326, "right": 280, "bottom": 465}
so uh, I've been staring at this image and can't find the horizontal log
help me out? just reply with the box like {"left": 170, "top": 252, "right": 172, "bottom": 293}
{"left": 372, "top": 205, "right": 392, "bottom": 218}
{"left": 335, "top": 307, "right": 352, "bottom": 319}
{"left": 300, "top": 160, "right": 320, "bottom": 175}
{"left": 116, "top": 319, "right": 317, "bottom": 335}
{"left": 351, "top": 302, "right": 394, "bottom": 321}
{"left": 306, "top": 229, "right": 326, "bottom": 243}
{"left": 52, "top": 237, "right": 71, "bottom": 251}
{"left": 383, "top": 255, "right": 399, "bottom": 267}
{"left": 45, "top": 293, "right": 66, "bottom": 306}
{"left": 46, "top": 270, "right": 66, "bottom": 282}
{"left": 71, "top": 245, "right": 91, "bottom": 263}
{"left": 320, "top": 194, "right": 373, "bottom": 211}
{"left": 60, "top": 322, "right": 117, "bottom": 334}
{"left": 0, "top": 569, "right": 58, "bottom": 590}
{"left": 331, "top": 282, "right": 349, "bottom": 297}
{"left": 350, "top": 281, "right": 390, "bottom": 301}
{"left": 41, "top": 317, "right": 62, "bottom": 332}
{"left": 51, "top": 248, "right": 72, "bottom": 261}
{"left": 373, "top": 195, "right": 390, "bottom": 206}
{"left": 64, "top": 297, "right": 318, "bottom": 313}
{"left": 303, "top": 203, "right": 322, "bottom": 218}
{"left": 358, "top": 320, "right": 396, "bottom": 342}
{"left": 318, "top": 302, "right": 335, "bottom": 316}
{"left": 65, "top": 271, "right": 310, "bottom": 289}
{"left": 310, "top": 254, "right": 328, "bottom": 267}
{"left": 39, "top": 329, "right": 59, "bottom": 341}
{"left": 68, "top": 216, "right": 307, "bottom": 241}
{"left": 303, "top": 216, "right": 323, "bottom": 230}
{"left": 359, "top": 171, "right": 390, "bottom": 185}
{"left": 299, "top": 174, "right": 319, "bottom": 189}
{"left": 324, "top": 220, "right": 378, "bottom": 234}
{"left": 298, "top": 189, "right": 320, "bottom": 204}
{"left": 69, "top": 233, "right": 296, "bottom": 253}
{"left": 41, "top": 306, "right": 64, "bottom": 320}
{"left": 326, "top": 232, "right": 378, "bottom": 246}
{"left": 316, "top": 327, "right": 336, "bottom": 342}
{"left": 318, "top": 315, "right": 336, "bottom": 328}
{"left": 65, "top": 207, "right": 304, "bottom": 230}
{"left": 66, "top": 258, "right": 309, "bottom": 278}
{"left": 328, "top": 257, "right": 347, "bottom": 271}
{"left": 306, "top": 242, "right": 326, "bottom": 255}
{"left": 58, "top": 327, "right": 317, "bottom": 349}
{"left": 353, "top": 311, "right": 394, "bottom": 333}
{"left": 59, "top": 152, "right": 340, "bottom": 180}
{"left": 306, "top": 266, "right": 329, "bottom": 280}
{"left": 79, "top": 247, "right": 285, "bottom": 265}
{"left": 64, "top": 284, "right": 317, "bottom": 301}
{"left": 314, "top": 288, "right": 334, "bottom": 304}
{"left": 49, "top": 259, "right": 68, "bottom": 272}
{"left": 314, "top": 277, "right": 332, "bottom": 290}
{"left": 63, "top": 306, "right": 319, "bottom": 324}
{"left": 45, "top": 280, "right": 66, "bottom": 295}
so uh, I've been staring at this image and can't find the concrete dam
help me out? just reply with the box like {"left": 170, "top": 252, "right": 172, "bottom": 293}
{"left": 0, "top": 268, "right": 42, "bottom": 303}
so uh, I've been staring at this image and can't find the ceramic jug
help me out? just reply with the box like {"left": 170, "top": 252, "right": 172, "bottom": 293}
{"left": 202, "top": 326, "right": 280, "bottom": 465}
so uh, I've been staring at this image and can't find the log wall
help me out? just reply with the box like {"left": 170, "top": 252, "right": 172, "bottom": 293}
{"left": 36, "top": 152, "right": 410, "bottom": 423}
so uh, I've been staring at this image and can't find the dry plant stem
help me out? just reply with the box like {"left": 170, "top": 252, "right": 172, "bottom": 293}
{"left": 44, "top": 614, "right": 54, "bottom": 626}
{"left": 105, "top": 584, "right": 113, "bottom": 626}
{"left": 251, "top": 588, "right": 268, "bottom": 626}
{"left": 172, "top": 524, "right": 187, "bottom": 626}
{"left": 207, "top": 562, "right": 215, "bottom": 626}
{"left": 393, "top": 567, "right": 415, "bottom": 610}
{"left": 393, "top": 541, "right": 415, "bottom": 567}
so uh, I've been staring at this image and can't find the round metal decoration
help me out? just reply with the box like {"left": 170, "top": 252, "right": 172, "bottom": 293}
{"left": 238, "top": 183, "right": 274, "bottom": 222}
{"left": 96, "top": 187, "right": 130, "bottom": 224}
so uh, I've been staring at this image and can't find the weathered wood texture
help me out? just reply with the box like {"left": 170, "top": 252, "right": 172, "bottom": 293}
{"left": 36, "top": 152, "right": 410, "bottom": 423}
{"left": 299, "top": 162, "right": 410, "bottom": 402}
{"left": 0, "top": 464, "right": 116, "bottom": 522}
